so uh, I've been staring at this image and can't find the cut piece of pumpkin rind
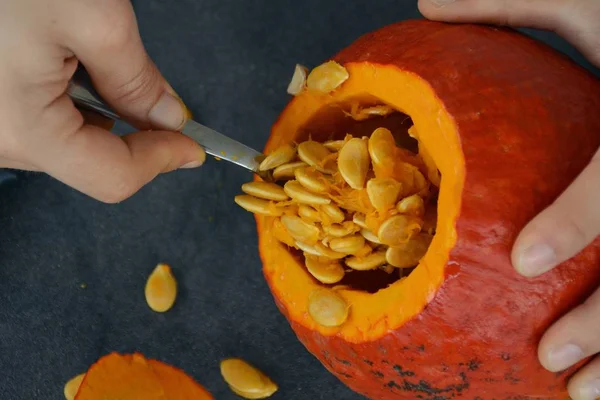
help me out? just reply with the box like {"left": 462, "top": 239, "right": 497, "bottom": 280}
{"left": 74, "top": 353, "right": 213, "bottom": 400}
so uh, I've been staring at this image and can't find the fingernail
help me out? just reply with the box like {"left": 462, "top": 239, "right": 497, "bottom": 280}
{"left": 148, "top": 91, "right": 188, "bottom": 131}
{"left": 164, "top": 84, "right": 193, "bottom": 120}
{"left": 429, "top": 0, "right": 455, "bottom": 6}
{"left": 547, "top": 344, "right": 584, "bottom": 371}
{"left": 577, "top": 378, "right": 600, "bottom": 400}
{"left": 179, "top": 149, "right": 206, "bottom": 169}
{"left": 516, "top": 243, "right": 557, "bottom": 277}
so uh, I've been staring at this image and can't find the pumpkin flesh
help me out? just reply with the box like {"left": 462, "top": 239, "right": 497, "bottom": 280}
{"left": 255, "top": 20, "right": 600, "bottom": 399}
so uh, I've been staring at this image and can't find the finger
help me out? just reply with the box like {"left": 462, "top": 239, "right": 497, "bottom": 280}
{"left": 0, "top": 157, "right": 39, "bottom": 172}
{"left": 57, "top": 0, "right": 191, "bottom": 131}
{"left": 510, "top": 149, "right": 600, "bottom": 277}
{"left": 30, "top": 96, "right": 205, "bottom": 203}
{"left": 567, "top": 356, "right": 600, "bottom": 400}
{"left": 79, "top": 109, "right": 116, "bottom": 132}
{"left": 417, "top": 0, "right": 600, "bottom": 66}
{"left": 537, "top": 287, "right": 600, "bottom": 382}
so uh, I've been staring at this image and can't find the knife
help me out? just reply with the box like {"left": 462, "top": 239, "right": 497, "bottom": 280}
{"left": 67, "top": 68, "right": 270, "bottom": 180}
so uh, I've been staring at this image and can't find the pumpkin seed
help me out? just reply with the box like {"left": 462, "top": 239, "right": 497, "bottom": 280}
{"left": 298, "top": 140, "right": 335, "bottom": 173}
{"left": 349, "top": 105, "right": 395, "bottom": 121}
{"left": 283, "top": 180, "right": 331, "bottom": 205}
{"left": 386, "top": 233, "right": 433, "bottom": 268}
{"left": 305, "top": 256, "right": 345, "bottom": 284}
{"left": 259, "top": 143, "right": 297, "bottom": 171}
{"left": 281, "top": 215, "right": 320, "bottom": 244}
{"left": 345, "top": 250, "right": 387, "bottom": 271}
{"left": 145, "top": 263, "right": 177, "bottom": 313}
{"left": 377, "top": 215, "right": 422, "bottom": 246}
{"left": 338, "top": 137, "right": 370, "bottom": 189}
{"left": 220, "top": 358, "right": 278, "bottom": 399}
{"left": 360, "top": 228, "right": 381, "bottom": 244}
{"left": 396, "top": 194, "right": 425, "bottom": 217}
{"left": 308, "top": 288, "right": 350, "bottom": 327}
{"left": 295, "top": 167, "right": 330, "bottom": 193}
{"left": 320, "top": 203, "right": 345, "bottom": 224}
{"left": 329, "top": 234, "right": 366, "bottom": 255}
{"left": 235, "top": 195, "right": 284, "bottom": 216}
{"left": 306, "top": 61, "right": 349, "bottom": 93}
{"left": 314, "top": 242, "right": 346, "bottom": 259}
{"left": 380, "top": 264, "right": 395, "bottom": 274}
{"left": 241, "top": 182, "right": 289, "bottom": 201}
{"left": 272, "top": 161, "right": 307, "bottom": 180}
{"left": 366, "top": 177, "right": 402, "bottom": 212}
{"left": 323, "top": 139, "right": 346, "bottom": 151}
{"left": 296, "top": 241, "right": 322, "bottom": 257}
{"left": 368, "top": 127, "right": 396, "bottom": 167}
{"left": 271, "top": 217, "right": 296, "bottom": 247}
{"left": 323, "top": 221, "right": 359, "bottom": 237}
{"left": 298, "top": 204, "right": 321, "bottom": 223}
{"left": 352, "top": 213, "right": 368, "bottom": 229}
{"left": 287, "top": 64, "right": 308, "bottom": 96}
{"left": 64, "top": 373, "right": 85, "bottom": 400}
{"left": 354, "top": 243, "right": 374, "bottom": 258}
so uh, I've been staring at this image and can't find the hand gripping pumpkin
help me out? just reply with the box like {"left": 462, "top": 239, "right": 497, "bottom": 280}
{"left": 237, "top": 20, "right": 600, "bottom": 399}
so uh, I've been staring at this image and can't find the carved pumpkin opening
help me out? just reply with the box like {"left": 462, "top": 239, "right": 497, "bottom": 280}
{"left": 285, "top": 101, "right": 434, "bottom": 293}
{"left": 251, "top": 63, "right": 464, "bottom": 342}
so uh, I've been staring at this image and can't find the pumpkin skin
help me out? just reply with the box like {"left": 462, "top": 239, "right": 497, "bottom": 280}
{"left": 254, "top": 20, "right": 600, "bottom": 399}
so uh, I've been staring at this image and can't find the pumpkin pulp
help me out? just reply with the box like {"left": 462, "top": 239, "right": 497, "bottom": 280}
{"left": 256, "top": 63, "right": 464, "bottom": 342}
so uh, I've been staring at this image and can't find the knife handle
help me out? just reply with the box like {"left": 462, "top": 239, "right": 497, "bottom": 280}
{"left": 67, "top": 67, "right": 121, "bottom": 122}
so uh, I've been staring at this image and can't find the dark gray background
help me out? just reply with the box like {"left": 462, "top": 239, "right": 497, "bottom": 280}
{"left": 0, "top": 1, "right": 598, "bottom": 399}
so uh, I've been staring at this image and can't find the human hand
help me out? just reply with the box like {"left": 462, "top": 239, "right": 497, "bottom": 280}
{"left": 418, "top": 0, "right": 600, "bottom": 398}
{"left": 0, "top": 0, "right": 206, "bottom": 203}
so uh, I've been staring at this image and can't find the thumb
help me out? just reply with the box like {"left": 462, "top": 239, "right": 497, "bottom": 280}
{"left": 63, "top": 0, "right": 190, "bottom": 131}
{"left": 417, "top": 0, "right": 600, "bottom": 66}
{"left": 510, "top": 149, "right": 600, "bottom": 277}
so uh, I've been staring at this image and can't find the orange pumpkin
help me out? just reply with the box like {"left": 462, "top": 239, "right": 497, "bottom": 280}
{"left": 253, "top": 20, "right": 600, "bottom": 399}
{"left": 74, "top": 352, "right": 213, "bottom": 400}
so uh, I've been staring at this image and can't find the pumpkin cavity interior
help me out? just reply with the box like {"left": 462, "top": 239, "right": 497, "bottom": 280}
{"left": 236, "top": 99, "right": 440, "bottom": 298}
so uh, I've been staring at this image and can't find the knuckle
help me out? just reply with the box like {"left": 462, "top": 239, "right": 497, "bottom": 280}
{"left": 87, "top": 1, "right": 137, "bottom": 53}
{"left": 113, "top": 60, "right": 160, "bottom": 106}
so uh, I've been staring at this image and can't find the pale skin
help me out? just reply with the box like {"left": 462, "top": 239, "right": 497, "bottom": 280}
{"left": 1, "top": 0, "right": 599, "bottom": 398}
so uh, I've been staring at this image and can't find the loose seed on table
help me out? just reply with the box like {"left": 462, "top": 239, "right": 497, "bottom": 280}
{"left": 295, "top": 167, "right": 330, "bottom": 193}
{"left": 235, "top": 195, "right": 284, "bottom": 216}
{"left": 306, "top": 256, "right": 345, "bottom": 284}
{"left": 338, "top": 137, "right": 370, "bottom": 189}
{"left": 366, "top": 177, "right": 403, "bottom": 212}
{"left": 283, "top": 180, "right": 331, "bottom": 205}
{"left": 64, "top": 373, "right": 85, "bottom": 400}
{"left": 345, "top": 250, "right": 387, "bottom": 271}
{"left": 306, "top": 61, "right": 349, "bottom": 93}
{"left": 272, "top": 161, "right": 307, "bottom": 180}
{"left": 308, "top": 288, "right": 350, "bottom": 327}
{"left": 281, "top": 215, "right": 320, "bottom": 244}
{"left": 145, "top": 263, "right": 177, "bottom": 313}
{"left": 258, "top": 143, "right": 297, "bottom": 171}
{"left": 377, "top": 214, "right": 423, "bottom": 247}
{"left": 241, "top": 182, "right": 289, "bottom": 201}
{"left": 220, "top": 358, "right": 278, "bottom": 399}
{"left": 329, "top": 234, "right": 366, "bottom": 255}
